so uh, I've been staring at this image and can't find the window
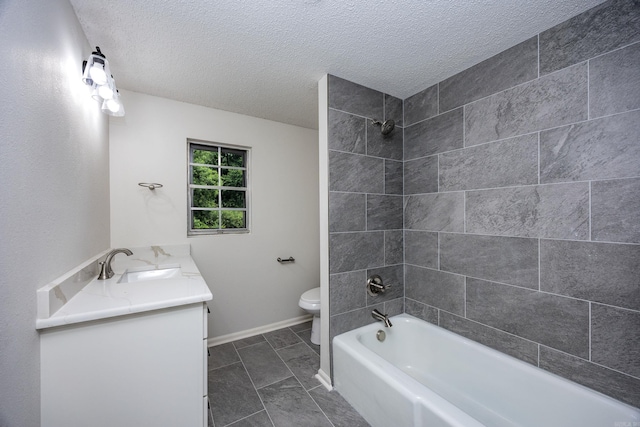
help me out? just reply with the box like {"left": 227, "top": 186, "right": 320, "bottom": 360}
{"left": 188, "top": 140, "right": 250, "bottom": 235}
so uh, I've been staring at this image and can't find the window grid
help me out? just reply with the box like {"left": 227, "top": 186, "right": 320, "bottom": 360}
{"left": 188, "top": 140, "right": 250, "bottom": 235}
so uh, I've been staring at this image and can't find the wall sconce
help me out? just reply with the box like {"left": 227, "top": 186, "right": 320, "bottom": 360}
{"left": 82, "top": 46, "right": 125, "bottom": 117}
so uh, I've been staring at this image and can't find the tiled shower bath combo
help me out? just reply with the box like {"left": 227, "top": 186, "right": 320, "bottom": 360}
{"left": 327, "top": 0, "right": 640, "bottom": 410}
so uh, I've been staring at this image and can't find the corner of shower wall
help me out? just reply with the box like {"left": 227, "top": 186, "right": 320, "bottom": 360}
{"left": 325, "top": 74, "right": 405, "bottom": 376}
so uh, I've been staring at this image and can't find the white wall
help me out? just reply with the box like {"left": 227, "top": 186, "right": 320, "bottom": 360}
{"left": 110, "top": 90, "right": 320, "bottom": 338}
{"left": 0, "top": 0, "right": 110, "bottom": 425}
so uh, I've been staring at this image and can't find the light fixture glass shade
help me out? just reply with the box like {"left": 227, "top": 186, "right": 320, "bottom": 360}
{"left": 82, "top": 50, "right": 108, "bottom": 86}
{"left": 89, "top": 63, "right": 107, "bottom": 85}
{"left": 96, "top": 77, "right": 115, "bottom": 100}
{"left": 83, "top": 47, "right": 125, "bottom": 117}
{"left": 101, "top": 90, "right": 125, "bottom": 117}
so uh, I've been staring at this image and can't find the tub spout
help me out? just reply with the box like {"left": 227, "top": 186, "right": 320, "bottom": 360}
{"left": 372, "top": 309, "right": 392, "bottom": 327}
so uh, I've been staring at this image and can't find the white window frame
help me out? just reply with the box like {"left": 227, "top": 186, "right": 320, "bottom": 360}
{"left": 187, "top": 139, "right": 251, "bottom": 236}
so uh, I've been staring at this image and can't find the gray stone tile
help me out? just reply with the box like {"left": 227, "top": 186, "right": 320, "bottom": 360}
{"left": 384, "top": 230, "right": 403, "bottom": 265}
{"left": 328, "top": 109, "right": 366, "bottom": 154}
{"left": 234, "top": 335, "right": 266, "bottom": 350}
{"left": 329, "top": 151, "right": 384, "bottom": 193}
{"left": 439, "top": 311, "right": 539, "bottom": 366}
{"left": 264, "top": 328, "right": 302, "bottom": 350}
{"left": 329, "top": 192, "right": 366, "bottom": 233}
{"left": 590, "top": 41, "right": 640, "bottom": 118}
{"left": 591, "top": 304, "right": 640, "bottom": 378}
{"left": 405, "top": 298, "right": 439, "bottom": 325}
{"left": 289, "top": 321, "right": 312, "bottom": 333}
{"left": 330, "top": 303, "right": 383, "bottom": 342}
{"left": 227, "top": 410, "right": 273, "bottom": 426}
{"left": 404, "top": 192, "right": 464, "bottom": 232}
{"left": 366, "top": 195, "right": 403, "bottom": 230}
{"left": 384, "top": 160, "right": 403, "bottom": 195}
{"left": 539, "top": 346, "right": 640, "bottom": 409}
{"left": 439, "top": 134, "right": 538, "bottom": 191}
{"left": 258, "top": 377, "right": 332, "bottom": 427}
{"left": 465, "top": 63, "right": 588, "bottom": 146}
{"left": 465, "top": 182, "right": 590, "bottom": 240}
{"left": 540, "top": 110, "right": 640, "bottom": 183}
{"left": 329, "top": 232, "right": 384, "bottom": 274}
{"left": 294, "top": 328, "right": 320, "bottom": 356}
{"left": 328, "top": 75, "right": 383, "bottom": 119}
{"left": 366, "top": 264, "right": 404, "bottom": 305}
{"left": 237, "top": 341, "right": 292, "bottom": 389}
{"left": 440, "top": 233, "right": 538, "bottom": 289}
{"left": 439, "top": 36, "right": 539, "bottom": 112}
{"left": 330, "top": 270, "right": 367, "bottom": 315}
{"left": 209, "top": 362, "right": 264, "bottom": 427}
{"left": 209, "top": 342, "right": 240, "bottom": 370}
{"left": 540, "top": 239, "right": 640, "bottom": 311}
{"left": 404, "top": 84, "right": 438, "bottom": 127}
{"left": 592, "top": 177, "right": 640, "bottom": 244}
{"left": 404, "top": 230, "right": 438, "bottom": 269}
{"left": 466, "top": 278, "right": 589, "bottom": 358}
{"left": 539, "top": 0, "right": 640, "bottom": 75}
{"left": 309, "top": 387, "right": 371, "bottom": 427}
{"left": 384, "top": 297, "right": 404, "bottom": 317}
{"left": 276, "top": 342, "right": 320, "bottom": 391}
{"left": 404, "top": 155, "right": 438, "bottom": 195}
{"left": 405, "top": 107, "right": 464, "bottom": 159}
{"left": 405, "top": 266, "right": 465, "bottom": 316}
{"left": 384, "top": 94, "right": 403, "bottom": 128}
{"left": 367, "top": 120, "right": 403, "bottom": 160}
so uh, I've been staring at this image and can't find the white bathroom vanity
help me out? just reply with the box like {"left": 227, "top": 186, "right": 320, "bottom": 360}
{"left": 36, "top": 245, "right": 212, "bottom": 427}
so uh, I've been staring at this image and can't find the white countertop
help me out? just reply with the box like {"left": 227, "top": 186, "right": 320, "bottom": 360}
{"left": 36, "top": 244, "right": 212, "bottom": 329}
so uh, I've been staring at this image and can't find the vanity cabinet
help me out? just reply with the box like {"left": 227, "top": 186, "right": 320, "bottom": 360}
{"left": 40, "top": 302, "right": 208, "bottom": 427}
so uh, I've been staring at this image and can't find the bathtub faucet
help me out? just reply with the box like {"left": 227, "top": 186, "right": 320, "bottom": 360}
{"left": 372, "top": 309, "right": 392, "bottom": 328}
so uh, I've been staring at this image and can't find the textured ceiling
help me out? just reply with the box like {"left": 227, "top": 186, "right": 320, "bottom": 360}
{"left": 69, "top": 0, "right": 606, "bottom": 129}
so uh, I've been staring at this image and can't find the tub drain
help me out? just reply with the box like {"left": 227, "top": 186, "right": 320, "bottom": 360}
{"left": 376, "top": 330, "right": 386, "bottom": 342}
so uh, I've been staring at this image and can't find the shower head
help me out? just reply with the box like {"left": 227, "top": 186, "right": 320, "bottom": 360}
{"left": 371, "top": 119, "right": 395, "bottom": 136}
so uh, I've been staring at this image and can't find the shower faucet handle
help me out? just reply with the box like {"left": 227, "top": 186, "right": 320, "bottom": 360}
{"left": 367, "top": 275, "right": 390, "bottom": 296}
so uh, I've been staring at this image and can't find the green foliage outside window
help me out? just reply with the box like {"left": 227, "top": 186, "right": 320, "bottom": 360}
{"left": 189, "top": 142, "right": 249, "bottom": 233}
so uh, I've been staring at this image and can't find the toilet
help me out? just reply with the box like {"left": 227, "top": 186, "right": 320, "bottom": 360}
{"left": 298, "top": 287, "right": 321, "bottom": 345}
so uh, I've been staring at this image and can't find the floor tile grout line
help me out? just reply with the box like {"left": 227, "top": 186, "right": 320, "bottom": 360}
{"left": 222, "top": 409, "right": 270, "bottom": 427}
{"left": 271, "top": 337, "right": 321, "bottom": 392}
{"left": 306, "top": 388, "right": 338, "bottom": 427}
{"left": 266, "top": 349, "right": 333, "bottom": 425}
{"left": 231, "top": 345, "right": 276, "bottom": 427}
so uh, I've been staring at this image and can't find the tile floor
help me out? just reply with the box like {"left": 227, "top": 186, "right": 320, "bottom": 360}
{"left": 207, "top": 321, "right": 370, "bottom": 427}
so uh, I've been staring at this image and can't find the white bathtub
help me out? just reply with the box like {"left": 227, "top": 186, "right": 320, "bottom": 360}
{"left": 333, "top": 314, "right": 640, "bottom": 427}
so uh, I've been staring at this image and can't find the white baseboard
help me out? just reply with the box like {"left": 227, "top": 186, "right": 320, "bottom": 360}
{"left": 315, "top": 368, "right": 332, "bottom": 390}
{"left": 207, "top": 314, "right": 312, "bottom": 347}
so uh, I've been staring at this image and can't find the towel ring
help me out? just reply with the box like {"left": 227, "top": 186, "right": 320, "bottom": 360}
{"left": 138, "top": 183, "right": 163, "bottom": 190}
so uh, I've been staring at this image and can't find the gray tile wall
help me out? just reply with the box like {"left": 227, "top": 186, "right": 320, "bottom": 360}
{"left": 327, "top": 75, "right": 405, "bottom": 363}
{"left": 403, "top": 0, "right": 640, "bottom": 408}
{"left": 325, "top": 0, "right": 640, "bottom": 409}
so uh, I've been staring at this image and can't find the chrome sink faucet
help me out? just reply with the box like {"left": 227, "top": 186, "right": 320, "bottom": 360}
{"left": 98, "top": 248, "right": 133, "bottom": 280}
{"left": 372, "top": 309, "right": 393, "bottom": 328}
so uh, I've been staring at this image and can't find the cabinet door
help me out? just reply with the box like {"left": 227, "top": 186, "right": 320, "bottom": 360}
{"left": 41, "top": 304, "right": 205, "bottom": 427}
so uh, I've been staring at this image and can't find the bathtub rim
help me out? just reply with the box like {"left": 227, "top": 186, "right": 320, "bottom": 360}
{"left": 333, "top": 313, "right": 640, "bottom": 417}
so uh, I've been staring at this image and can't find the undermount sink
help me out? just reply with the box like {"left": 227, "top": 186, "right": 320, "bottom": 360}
{"left": 118, "top": 266, "right": 182, "bottom": 283}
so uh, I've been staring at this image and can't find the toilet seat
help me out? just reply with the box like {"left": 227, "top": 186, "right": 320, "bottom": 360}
{"left": 299, "top": 287, "right": 320, "bottom": 311}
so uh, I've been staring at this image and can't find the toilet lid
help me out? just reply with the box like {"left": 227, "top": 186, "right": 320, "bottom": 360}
{"left": 301, "top": 287, "right": 320, "bottom": 303}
